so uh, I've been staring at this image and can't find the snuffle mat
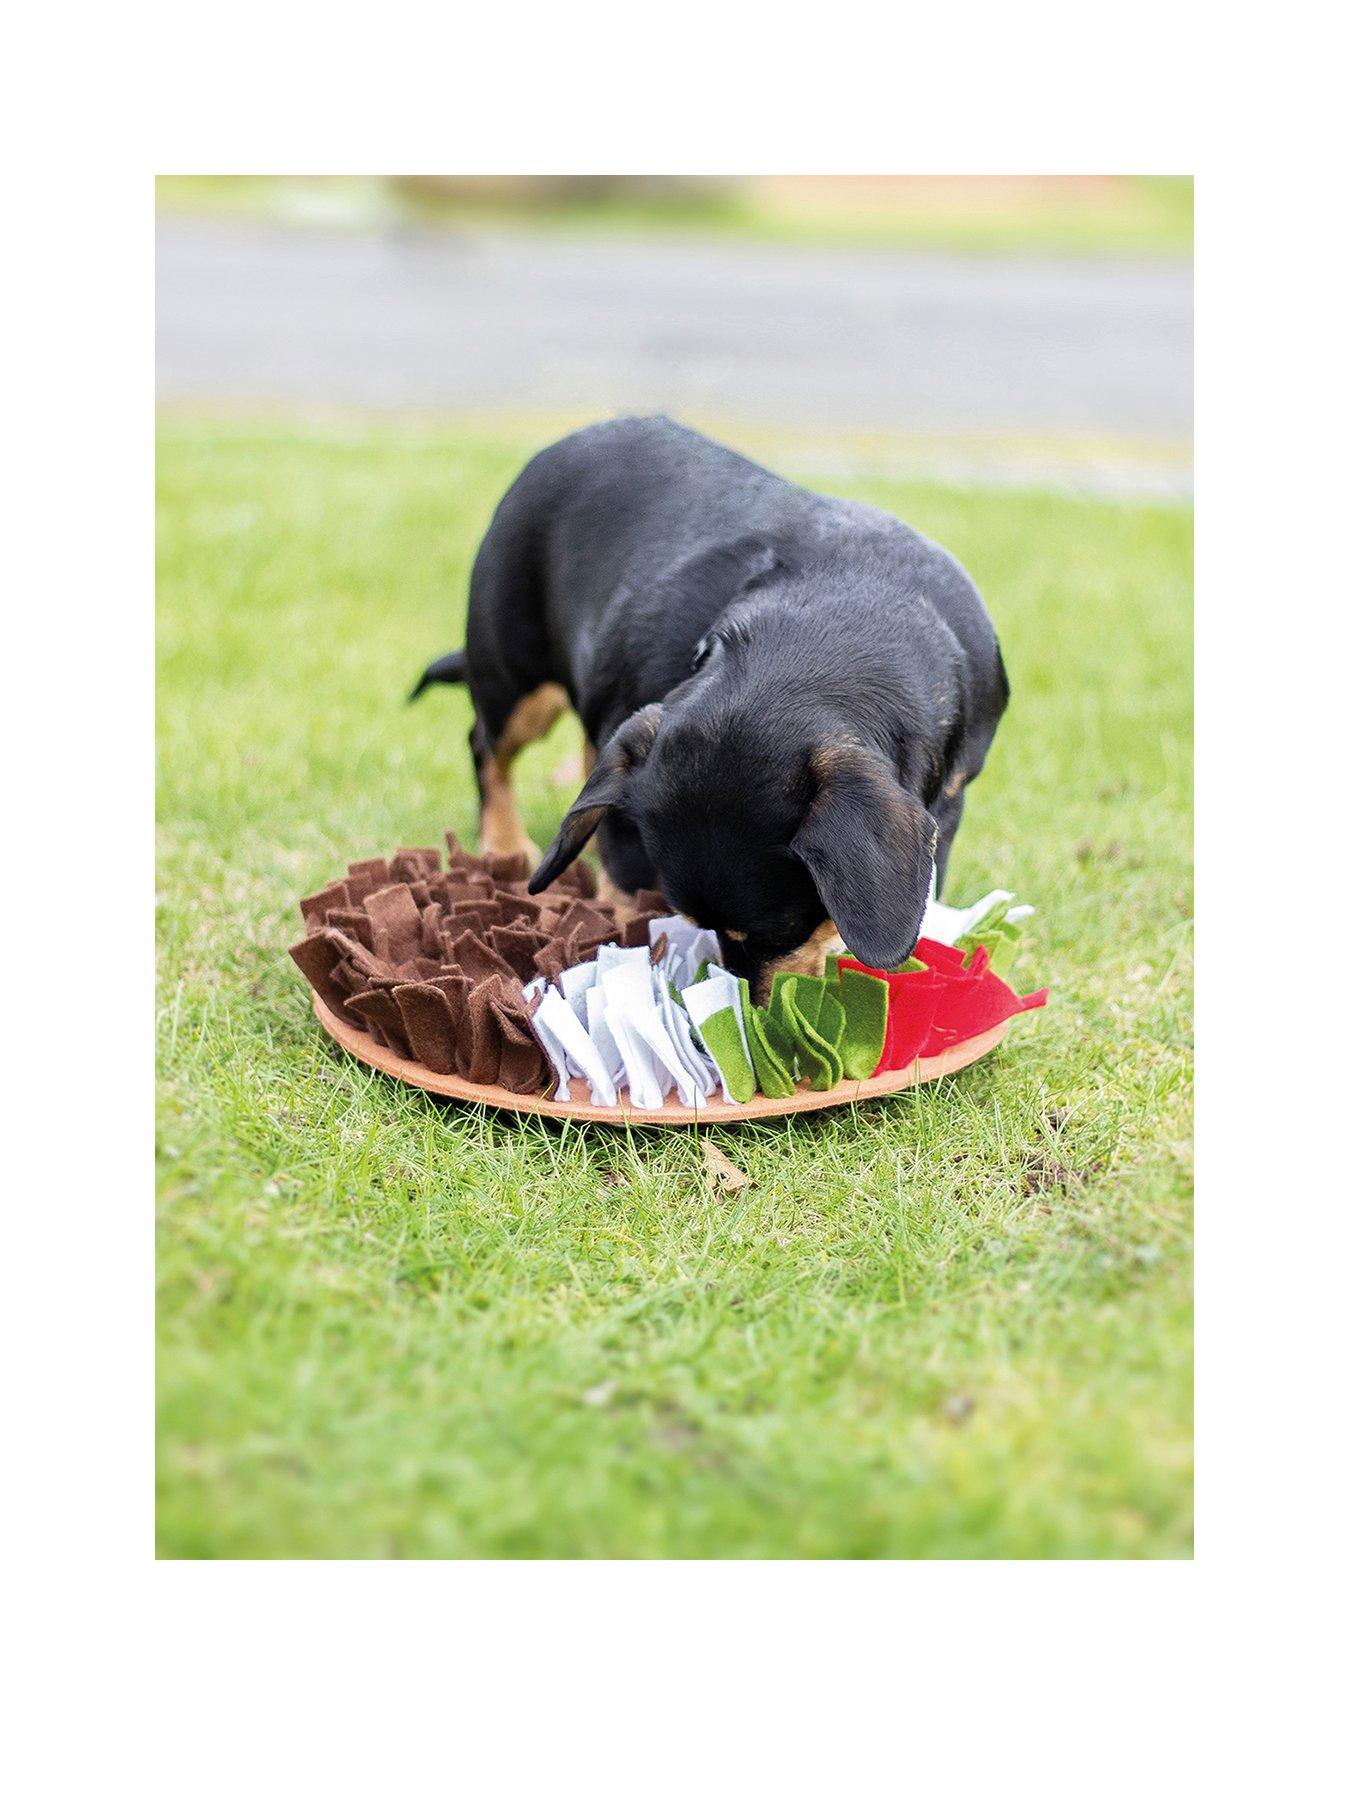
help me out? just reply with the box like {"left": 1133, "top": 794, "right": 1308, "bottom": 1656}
{"left": 289, "top": 833, "right": 1047, "bottom": 1125}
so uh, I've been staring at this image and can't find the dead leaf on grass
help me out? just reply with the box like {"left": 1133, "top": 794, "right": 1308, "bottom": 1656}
{"left": 702, "top": 1140, "right": 750, "bottom": 1192}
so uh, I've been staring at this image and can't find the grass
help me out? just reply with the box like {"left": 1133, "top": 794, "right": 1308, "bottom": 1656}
{"left": 156, "top": 415, "right": 1193, "bottom": 1558}
{"left": 156, "top": 174, "right": 1193, "bottom": 258}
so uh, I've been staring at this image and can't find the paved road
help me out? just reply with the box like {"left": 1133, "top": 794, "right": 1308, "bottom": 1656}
{"left": 157, "top": 220, "right": 1191, "bottom": 441}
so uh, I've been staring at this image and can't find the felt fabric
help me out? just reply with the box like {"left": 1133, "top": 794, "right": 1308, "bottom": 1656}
{"left": 490, "top": 995, "right": 550, "bottom": 1093}
{"left": 345, "top": 987, "right": 412, "bottom": 1056}
{"left": 768, "top": 973, "right": 844, "bottom": 1091}
{"left": 533, "top": 987, "right": 618, "bottom": 1105}
{"left": 392, "top": 983, "right": 460, "bottom": 1075}
{"left": 293, "top": 838, "right": 1047, "bottom": 1106}
{"left": 920, "top": 871, "right": 1035, "bottom": 948}
{"left": 287, "top": 931, "right": 350, "bottom": 1017}
{"left": 682, "top": 973, "right": 756, "bottom": 1103}
{"left": 584, "top": 984, "right": 627, "bottom": 1087}
{"left": 836, "top": 966, "right": 890, "bottom": 1080}
{"left": 363, "top": 883, "right": 424, "bottom": 964}
{"left": 599, "top": 962, "right": 699, "bottom": 1108}
{"left": 841, "top": 937, "right": 1048, "bottom": 1071}
{"left": 648, "top": 916, "right": 721, "bottom": 990}
{"left": 299, "top": 880, "right": 351, "bottom": 927}
{"left": 739, "top": 980, "right": 799, "bottom": 1098}
{"left": 529, "top": 994, "right": 574, "bottom": 1100}
{"left": 289, "top": 835, "right": 666, "bottom": 1097}
{"left": 953, "top": 898, "right": 1026, "bottom": 976}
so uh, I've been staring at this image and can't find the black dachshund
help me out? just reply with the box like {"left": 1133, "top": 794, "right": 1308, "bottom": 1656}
{"left": 412, "top": 417, "right": 1008, "bottom": 999}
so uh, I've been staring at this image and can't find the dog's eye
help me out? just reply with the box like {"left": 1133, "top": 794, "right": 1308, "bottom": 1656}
{"left": 691, "top": 634, "right": 715, "bottom": 671}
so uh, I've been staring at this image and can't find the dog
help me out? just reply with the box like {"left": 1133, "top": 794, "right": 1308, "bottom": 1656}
{"left": 411, "top": 416, "right": 1009, "bottom": 1001}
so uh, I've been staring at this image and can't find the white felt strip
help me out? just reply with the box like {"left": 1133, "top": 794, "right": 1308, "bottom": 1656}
{"left": 560, "top": 958, "right": 599, "bottom": 1025}
{"left": 528, "top": 996, "right": 572, "bottom": 1102}
{"left": 681, "top": 971, "right": 741, "bottom": 1032}
{"left": 921, "top": 886, "right": 1015, "bottom": 945}
{"left": 630, "top": 997, "right": 702, "bottom": 1108}
{"left": 605, "top": 1004, "right": 667, "bottom": 1109}
{"left": 647, "top": 915, "right": 721, "bottom": 989}
{"left": 596, "top": 943, "right": 652, "bottom": 974}
{"left": 679, "top": 972, "right": 753, "bottom": 1104}
{"left": 584, "top": 984, "right": 625, "bottom": 1085}
{"left": 533, "top": 988, "right": 618, "bottom": 1107}
{"left": 659, "top": 980, "right": 718, "bottom": 1099}
{"left": 603, "top": 961, "right": 700, "bottom": 1106}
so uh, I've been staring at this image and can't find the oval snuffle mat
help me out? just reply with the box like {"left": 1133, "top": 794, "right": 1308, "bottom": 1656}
{"left": 289, "top": 832, "right": 1048, "bottom": 1125}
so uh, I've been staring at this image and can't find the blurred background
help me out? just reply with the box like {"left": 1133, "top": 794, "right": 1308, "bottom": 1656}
{"left": 156, "top": 175, "right": 1191, "bottom": 497}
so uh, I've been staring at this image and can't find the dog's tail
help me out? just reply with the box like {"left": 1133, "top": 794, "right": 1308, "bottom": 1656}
{"left": 408, "top": 647, "right": 468, "bottom": 703}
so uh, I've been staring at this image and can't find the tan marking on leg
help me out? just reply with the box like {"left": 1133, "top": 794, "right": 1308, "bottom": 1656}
{"left": 757, "top": 919, "right": 846, "bottom": 1002}
{"left": 480, "top": 762, "right": 540, "bottom": 860}
{"left": 942, "top": 767, "right": 968, "bottom": 801}
{"left": 479, "top": 682, "right": 571, "bottom": 864}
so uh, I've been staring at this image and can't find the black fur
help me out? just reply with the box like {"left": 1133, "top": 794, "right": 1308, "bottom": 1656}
{"left": 413, "top": 417, "right": 1009, "bottom": 991}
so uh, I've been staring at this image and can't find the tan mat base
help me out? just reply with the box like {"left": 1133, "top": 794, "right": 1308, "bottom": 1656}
{"left": 313, "top": 994, "right": 1010, "bottom": 1124}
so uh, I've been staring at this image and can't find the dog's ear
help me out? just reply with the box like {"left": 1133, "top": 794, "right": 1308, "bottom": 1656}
{"left": 528, "top": 705, "right": 663, "bottom": 894}
{"left": 790, "top": 744, "right": 937, "bottom": 969}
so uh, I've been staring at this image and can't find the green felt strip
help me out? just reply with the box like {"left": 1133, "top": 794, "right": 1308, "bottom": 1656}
{"left": 772, "top": 974, "right": 844, "bottom": 1091}
{"left": 955, "top": 917, "right": 1023, "bottom": 976}
{"left": 816, "top": 988, "right": 845, "bottom": 1049}
{"left": 837, "top": 967, "right": 889, "bottom": 1079}
{"left": 738, "top": 980, "right": 798, "bottom": 1098}
{"left": 697, "top": 1005, "right": 758, "bottom": 1104}
{"left": 781, "top": 972, "right": 827, "bottom": 1029}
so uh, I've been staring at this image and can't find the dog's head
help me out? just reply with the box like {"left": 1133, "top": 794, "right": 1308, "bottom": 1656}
{"left": 530, "top": 654, "right": 938, "bottom": 999}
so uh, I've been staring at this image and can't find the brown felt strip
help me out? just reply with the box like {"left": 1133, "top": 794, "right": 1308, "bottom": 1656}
{"left": 390, "top": 847, "right": 441, "bottom": 882}
{"left": 552, "top": 860, "right": 599, "bottom": 899}
{"left": 299, "top": 880, "right": 351, "bottom": 928}
{"left": 531, "top": 944, "right": 574, "bottom": 985}
{"left": 320, "top": 928, "right": 387, "bottom": 980}
{"left": 326, "top": 908, "right": 376, "bottom": 948}
{"left": 489, "top": 924, "right": 547, "bottom": 979}
{"left": 419, "top": 901, "right": 445, "bottom": 953}
{"left": 427, "top": 972, "right": 472, "bottom": 1068}
{"left": 487, "top": 991, "right": 550, "bottom": 1092}
{"left": 344, "top": 858, "right": 391, "bottom": 903}
{"left": 482, "top": 850, "right": 532, "bottom": 884}
{"left": 462, "top": 982, "right": 504, "bottom": 1085}
{"left": 447, "top": 908, "right": 498, "bottom": 940}
{"left": 554, "top": 900, "right": 614, "bottom": 941}
{"left": 288, "top": 934, "right": 350, "bottom": 1015}
{"left": 393, "top": 956, "right": 444, "bottom": 983}
{"left": 392, "top": 983, "right": 459, "bottom": 1074}
{"left": 440, "top": 879, "right": 489, "bottom": 906}
{"left": 448, "top": 930, "right": 518, "bottom": 985}
{"left": 345, "top": 987, "right": 411, "bottom": 1054}
{"left": 363, "top": 884, "right": 423, "bottom": 964}
{"left": 494, "top": 891, "right": 544, "bottom": 925}
{"left": 620, "top": 912, "right": 661, "bottom": 949}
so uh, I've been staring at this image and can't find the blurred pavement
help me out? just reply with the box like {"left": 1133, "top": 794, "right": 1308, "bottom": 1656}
{"left": 157, "top": 220, "right": 1192, "bottom": 491}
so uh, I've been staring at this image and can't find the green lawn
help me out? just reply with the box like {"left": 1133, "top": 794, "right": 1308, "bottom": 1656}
{"left": 157, "top": 175, "right": 1193, "bottom": 258}
{"left": 156, "top": 416, "right": 1193, "bottom": 1558}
